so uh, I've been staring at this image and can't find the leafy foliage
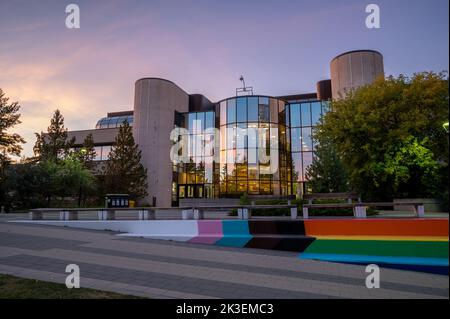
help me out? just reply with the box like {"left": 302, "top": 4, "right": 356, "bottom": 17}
{"left": 305, "top": 134, "right": 349, "bottom": 193}
{"left": 316, "top": 72, "right": 449, "bottom": 201}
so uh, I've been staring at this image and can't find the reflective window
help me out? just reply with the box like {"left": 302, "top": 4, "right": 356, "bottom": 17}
{"left": 301, "top": 127, "right": 312, "bottom": 151}
{"left": 227, "top": 99, "right": 236, "bottom": 123}
{"left": 269, "top": 98, "right": 278, "bottom": 123}
{"left": 101, "top": 145, "right": 112, "bottom": 160}
{"left": 220, "top": 101, "right": 227, "bottom": 126}
{"left": 291, "top": 128, "right": 301, "bottom": 152}
{"left": 311, "top": 102, "right": 322, "bottom": 125}
{"left": 290, "top": 104, "right": 300, "bottom": 127}
{"left": 301, "top": 103, "right": 311, "bottom": 126}
{"left": 258, "top": 97, "right": 269, "bottom": 122}
{"left": 247, "top": 97, "right": 258, "bottom": 122}
{"left": 236, "top": 97, "right": 247, "bottom": 122}
{"left": 302, "top": 152, "right": 313, "bottom": 181}
{"left": 205, "top": 112, "right": 214, "bottom": 129}
{"left": 292, "top": 153, "right": 302, "bottom": 182}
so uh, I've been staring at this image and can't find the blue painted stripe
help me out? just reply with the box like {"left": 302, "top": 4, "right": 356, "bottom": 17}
{"left": 299, "top": 253, "right": 449, "bottom": 266}
{"left": 215, "top": 221, "right": 252, "bottom": 247}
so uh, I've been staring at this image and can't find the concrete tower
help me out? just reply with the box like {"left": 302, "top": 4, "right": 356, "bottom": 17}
{"left": 330, "top": 50, "right": 384, "bottom": 99}
{"left": 133, "top": 78, "right": 189, "bottom": 207}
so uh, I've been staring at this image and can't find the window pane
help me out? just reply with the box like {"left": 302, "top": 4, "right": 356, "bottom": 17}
{"left": 197, "top": 112, "right": 205, "bottom": 131}
{"left": 301, "top": 103, "right": 311, "bottom": 126}
{"left": 290, "top": 104, "right": 300, "bottom": 127}
{"left": 247, "top": 123, "right": 258, "bottom": 148}
{"left": 248, "top": 180, "right": 259, "bottom": 194}
{"left": 301, "top": 127, "right": 312, "bottom": 151}
{"left": 227, "top": 99, "right": 236, "bottom": 123}
{"left": 188, "top": 113, "right": 197, "bottom": 133}
{"left": 220, "top": 101, "right": 227, "bottom": 126}
{"left": 303, "top": 152, "right": 313, "bottom": 181}
{"left": 205, "top": 111, "right": 214, "bottom": 129}
{"left": 226, "top": 124, "right": 236, "bottom": 149}
{"left": 236, "top": 123, "right": 247, "bottom": 149}
{"left": 292, "top": 152, "right": 302, "bottom": 182}
{"left": 269, "top": 98, "right": 278, "bottom": 123}
{"left": 291, "top": 128, "right": 301, "bottom": 152}
{"left": 258, "top": 97, "right": 269, "bottom": 122}
{"left": 311, "top": 101, "right": 322, "bottom": 125}
{"left": 247, "top": 97, "right": 258, "bottom": 122}
{"left": 94, "top": 146, "right": 102, "bottom": 161}
{"left": 236, "top": 97, "right": 247, "bottom": 122}
{"left": 102, "top": 145, "right": 111, "bottom": 160}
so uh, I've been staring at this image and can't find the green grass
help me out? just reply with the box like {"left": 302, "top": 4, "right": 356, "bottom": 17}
{"left": 0, "top": 274, "right": 146, "bottom": 299}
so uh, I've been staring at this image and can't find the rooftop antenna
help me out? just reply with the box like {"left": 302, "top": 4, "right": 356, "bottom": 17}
{"left": 236, "top": 75, "right": 253, "bottom": 96}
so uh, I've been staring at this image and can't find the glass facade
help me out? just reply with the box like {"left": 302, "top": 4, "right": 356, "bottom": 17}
{"left": 287, "top": 100, "right": 330, "bottom": 195}
{"left": 172, "top": 111, "right": 216, "bottom": 201}
{"left": 95, "top": 115, "right": 133, "bottom": 129}
{"left": 218, "top": 96, "right": 289, "bottom": 197}
{"left": 70, "top": 145, "right": 112, "bottom": 161}
{"left": 171, "top": 96, "right": 330, "bottom": 203}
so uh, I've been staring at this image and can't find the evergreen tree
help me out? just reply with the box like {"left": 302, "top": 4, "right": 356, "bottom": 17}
{"left": 305, "top": 135, "right": 348, "bottom": 193}
{"left": 77, "top": 133, "right": 96, "bottom": 170}
{"left": 0, "top": 89, "right": 25, "bottom": 169}
{"left": 105, "top": 120, "right": 148, "bottom": 199}
{"left": 34, "top": 109, "right": 75, "bottom": 162}
{"left": 0, "top": 89, "right": 25, "bottom": 210}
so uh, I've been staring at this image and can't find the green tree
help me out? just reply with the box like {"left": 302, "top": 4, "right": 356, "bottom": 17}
{"left": 316, "top": 72, "right": 449, "bottom": 201}
{"left": 105, "top": 120, "right": 148, "bottom": 199}
{"left": 0, "top": 89, "right": 25, "bottom": 167}
{"left": 75, "top": 133, "right": 96, "bottom": 170}
{"left": 34, "top": 109, "right": 75, "bottom": 162}
{"left": 305, "top": 135, "right": 348, "bottom": 193}
{"left": 0, "top": 89, "right": 25, "bottom": 210}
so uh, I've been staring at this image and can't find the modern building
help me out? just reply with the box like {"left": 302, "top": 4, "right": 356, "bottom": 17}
{"left": 67, "top": 50, "right": 384, "bottom": 207}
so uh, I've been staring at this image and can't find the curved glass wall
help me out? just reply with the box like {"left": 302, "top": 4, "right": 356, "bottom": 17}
{"left": 95, "top": 115, "right": 133, "bottom": 129}
{"left": 218, "top": 96, "right": 290, "bottom": 197}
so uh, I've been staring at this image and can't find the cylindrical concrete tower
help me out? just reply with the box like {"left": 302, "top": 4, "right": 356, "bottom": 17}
{"left": 133, "top": 78, "right": 189, "bottom": 207}
{"left": 330, "top": 50, "right": 384, "bottom": 99}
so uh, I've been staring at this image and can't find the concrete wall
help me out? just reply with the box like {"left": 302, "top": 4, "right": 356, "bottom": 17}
{"left": 330, "top": 50, "right": 384, "bottom": 99}
{"left": 67, "top": 128, "right": 119, "bottom": 146}
{"left": 133, "top": 78, "right": 189, "bottom": 207}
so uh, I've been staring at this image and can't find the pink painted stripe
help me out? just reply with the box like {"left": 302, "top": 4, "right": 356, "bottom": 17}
{"left": 189, "top": 220, "right": 223, "bottom": 244}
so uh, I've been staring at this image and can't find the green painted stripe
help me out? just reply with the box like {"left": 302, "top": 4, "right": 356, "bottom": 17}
{"left": 304, "top": 240, "right": 449, "bottom": 258}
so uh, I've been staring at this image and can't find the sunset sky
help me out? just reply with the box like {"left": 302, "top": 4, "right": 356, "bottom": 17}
{"left": 0, "top": 0, "right": 448, "bottom": 157}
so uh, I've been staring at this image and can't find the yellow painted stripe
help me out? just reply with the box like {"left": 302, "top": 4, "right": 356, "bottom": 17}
{"left": 314, "top": 235, "right": 449, "bottom": 242}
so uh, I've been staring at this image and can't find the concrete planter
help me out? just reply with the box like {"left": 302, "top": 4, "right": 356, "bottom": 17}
{"left": 393, "top": 198, "right": 445, "bottom": 212}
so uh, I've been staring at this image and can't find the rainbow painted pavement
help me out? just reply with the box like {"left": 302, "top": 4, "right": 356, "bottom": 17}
{"left": 20, "top": 218, "right": 449, "bottom": 274}
{"left": 187, "top": 219, "right": 449, "bottom": 275}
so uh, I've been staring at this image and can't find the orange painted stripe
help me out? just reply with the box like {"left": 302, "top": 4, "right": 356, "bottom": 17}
{"left": 304, "top": 219, "right": 449, "bottom": 237}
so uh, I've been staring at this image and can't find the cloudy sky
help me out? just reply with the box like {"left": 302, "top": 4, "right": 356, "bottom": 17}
{"left": 0, "top": 0, "right": 448, "bottom": 157}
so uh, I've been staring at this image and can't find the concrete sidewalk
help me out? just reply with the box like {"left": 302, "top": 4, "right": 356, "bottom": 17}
{"left": 0, "top": 222, "right": 448, "bottom": 299}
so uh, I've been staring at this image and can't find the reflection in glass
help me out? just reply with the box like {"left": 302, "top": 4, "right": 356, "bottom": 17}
{"left": 236, "top": 97, "right": 247, "bottom": 122}
{"left": 248, "top": 97, "right": 258, "bottom": 122}
{"left": 290, "top": 104, "right": 300, "bottom": 127}
{"left": 227, "top": 99, "right": 236, "bottom": 123}
{"left": 301, "top": 102, "right": 311, "bottom": 127}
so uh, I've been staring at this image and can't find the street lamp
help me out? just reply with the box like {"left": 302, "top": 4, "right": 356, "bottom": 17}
{"left": 443, "top": 122, "right": 449, "bottom": 133}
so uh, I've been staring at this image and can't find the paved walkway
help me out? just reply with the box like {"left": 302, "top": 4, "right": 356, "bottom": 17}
{"left": 0, "top": 221, "right": 448, "bottom": 299}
